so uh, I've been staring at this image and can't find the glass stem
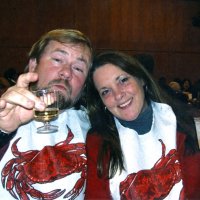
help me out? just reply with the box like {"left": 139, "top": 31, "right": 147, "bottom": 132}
{"left": 44, "top": 122, "right": 50, "bottom": 129}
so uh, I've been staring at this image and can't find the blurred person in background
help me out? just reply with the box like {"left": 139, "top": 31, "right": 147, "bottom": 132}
{"left": 3, "top": 67, "right": 19, "bottom": 86}
{"left": 0, "top": 77, "right": 10, "bottom": 96}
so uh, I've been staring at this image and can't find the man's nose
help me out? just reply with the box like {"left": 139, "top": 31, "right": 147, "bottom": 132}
{"left": 59, "top": 64, "right": 72, "bottom": 80}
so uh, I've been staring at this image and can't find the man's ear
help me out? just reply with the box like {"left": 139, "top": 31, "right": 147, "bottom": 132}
{"left": 28, "top": 58, "right": 37, "bottom": 72}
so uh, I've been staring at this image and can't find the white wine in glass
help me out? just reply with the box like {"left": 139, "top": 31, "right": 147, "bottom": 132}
{"left": 33, "top": 88, "right": 59, "bottom": 133}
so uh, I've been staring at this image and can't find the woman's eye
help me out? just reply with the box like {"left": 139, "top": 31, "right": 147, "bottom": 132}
{"left": 120, "top": 77, "right": 129, "bottom": 84}
{"left": 101, "top": 89, "right": 109, "bottom": 97}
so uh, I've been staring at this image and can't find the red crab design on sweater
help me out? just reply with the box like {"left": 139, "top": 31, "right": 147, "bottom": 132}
{"left": 120, "top": 139, "right": 183, "bottom": 200}
{"left": 1, "top": 128, "right": 86, "bottom": 200}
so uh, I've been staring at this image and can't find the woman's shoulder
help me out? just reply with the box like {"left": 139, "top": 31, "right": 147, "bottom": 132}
{"left": 178, "top": 131, "right": 200, "bottom": 199}
{"left": 177, "top": 131, "right": 200, "bottom": 154}
{"left": 151, "top": 101, "right": 173, "bottom": 112}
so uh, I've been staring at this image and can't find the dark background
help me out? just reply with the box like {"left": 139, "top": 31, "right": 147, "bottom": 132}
{"left": 0, "top": 0, "right": 200, "bottom": 83}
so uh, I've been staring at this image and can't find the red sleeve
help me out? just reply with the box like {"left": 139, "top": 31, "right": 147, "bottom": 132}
{"left": 177, "top": 132, "right": 200, "bottom": 199}
{"left": 181, "top": 152, "right": 200, "bottom": 199}
{"left": 85, "top": 133, "right": 112, "bottom": 199}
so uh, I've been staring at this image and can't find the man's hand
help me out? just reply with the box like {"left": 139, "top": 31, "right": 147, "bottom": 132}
{"left": 0, "top": 72, "right": 45, "bottom": 133}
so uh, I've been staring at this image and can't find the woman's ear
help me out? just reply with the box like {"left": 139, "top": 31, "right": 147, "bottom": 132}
{"left": 140, "top": 79, "right": 145, "bottom": 87}
{"left": 28, "top": 58, "right": 37, "bottom": 72}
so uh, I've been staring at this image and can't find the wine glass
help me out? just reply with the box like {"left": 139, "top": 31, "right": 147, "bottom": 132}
{"left": 33, "top": 88, "right": 59, "bottom": 133}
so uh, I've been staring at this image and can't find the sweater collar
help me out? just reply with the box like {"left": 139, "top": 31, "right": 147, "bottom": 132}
{"left": 118, "top": 104, "right": 153, "bottom": 135}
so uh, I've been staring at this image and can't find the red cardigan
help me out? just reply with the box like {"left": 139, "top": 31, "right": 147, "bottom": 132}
{"left": 85, "top": 132, "right": 200, "bottom": 200}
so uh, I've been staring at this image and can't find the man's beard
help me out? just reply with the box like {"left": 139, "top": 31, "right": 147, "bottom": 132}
{"left": 30, "top": 79, "right": 78, "bottom": 110}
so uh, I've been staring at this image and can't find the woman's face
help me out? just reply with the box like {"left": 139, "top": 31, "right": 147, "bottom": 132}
{"left": 93, "top": 63, "right": 147, "bottom": 121}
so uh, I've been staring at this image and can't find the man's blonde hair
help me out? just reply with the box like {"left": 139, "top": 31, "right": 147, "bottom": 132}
{"left": 25, "top": 29, "right": 93, "bottom": 71}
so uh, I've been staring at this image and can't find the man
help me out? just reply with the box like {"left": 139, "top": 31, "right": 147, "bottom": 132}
{"left": 0, "top": 29, "right": 93, "bottom": 200}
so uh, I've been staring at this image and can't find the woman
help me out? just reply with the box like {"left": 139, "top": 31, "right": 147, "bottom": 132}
{"left": 85, "top": 51, "right": 200, "bottom": 199}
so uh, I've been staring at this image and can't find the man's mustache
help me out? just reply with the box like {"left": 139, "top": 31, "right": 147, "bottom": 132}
{"left": 48, "top": 79, "right": 72, "bottom": 94}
